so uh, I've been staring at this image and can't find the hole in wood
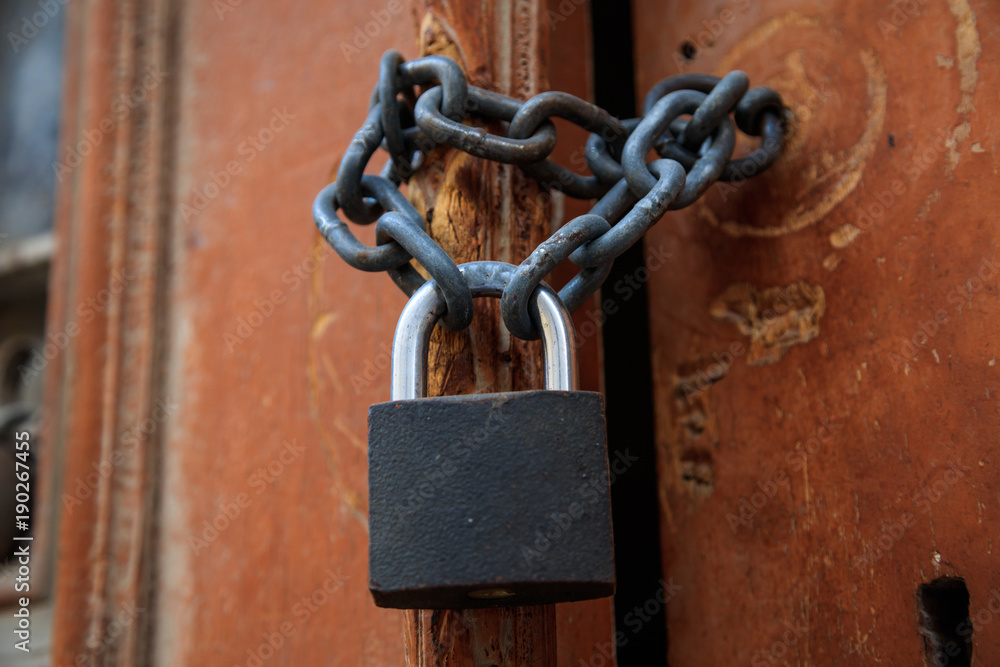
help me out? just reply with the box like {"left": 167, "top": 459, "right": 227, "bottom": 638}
{"left": 679, "top": 448, "right": 714, "bottom": 495}
{"left": 680, "top": 41, "right": 697, "bottom": 60}
{"left": 917, "top": 576, "right": 972, "bottom": 667}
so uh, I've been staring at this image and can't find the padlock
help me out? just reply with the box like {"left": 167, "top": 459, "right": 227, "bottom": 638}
{"left": 367, "top": 261, "right": 616, "bottom": 609}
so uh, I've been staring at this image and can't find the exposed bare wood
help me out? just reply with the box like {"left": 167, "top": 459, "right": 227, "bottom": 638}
{"left": 403, "top": 0, "right": 558, "bottom": 664}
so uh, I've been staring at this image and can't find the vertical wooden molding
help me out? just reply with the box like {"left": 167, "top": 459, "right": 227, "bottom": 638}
{"left": 403, "top": 0, "right": 557, "bottom": 664}
{"left": 46, "top": 0, "right": 178, "bottom": 664}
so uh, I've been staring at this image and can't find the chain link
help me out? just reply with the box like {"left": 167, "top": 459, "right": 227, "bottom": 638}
{"left": 313, "top": 50, "right": 787, "bottom": 339}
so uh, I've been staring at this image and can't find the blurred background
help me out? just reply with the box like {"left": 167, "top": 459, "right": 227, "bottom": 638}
{"left": 0, "top": 0, "right": 63, "bottom": 662}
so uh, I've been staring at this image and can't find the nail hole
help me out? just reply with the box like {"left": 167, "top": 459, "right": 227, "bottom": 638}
{"left": 917, "top": 577, "right": 972, "bottom": 667}
{"left": 679, "top": 448, "right": 714, "bottom": 495}
{"left": 468, "top": 588, "right": 516, "bottom": 600}
{"left": 680, "top": 41, "right": 697, "bottom": 60}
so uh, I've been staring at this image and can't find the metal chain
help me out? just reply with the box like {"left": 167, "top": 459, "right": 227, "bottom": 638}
{"left": 313, "top": 49, "right": 787, "bottom": 339}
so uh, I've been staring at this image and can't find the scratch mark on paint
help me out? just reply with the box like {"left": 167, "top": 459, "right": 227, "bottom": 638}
{"left": 306, "top": 233, "right": 369, "bottom": 532}
{"left": 704, "top": 45, "right": 887, "bottom": 238}
{"left": 321, "top": 352, "right": 344, "bottom": 394}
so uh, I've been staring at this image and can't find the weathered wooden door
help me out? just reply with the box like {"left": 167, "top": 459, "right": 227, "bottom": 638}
{"left": 633, "top": 0, "right": 1000, "bottom": 665}
{"left": 45, "top": 0, "right": 613, "bottom": 665}
{"left": 39, "top": 0, "right": 999, "bottom": 665}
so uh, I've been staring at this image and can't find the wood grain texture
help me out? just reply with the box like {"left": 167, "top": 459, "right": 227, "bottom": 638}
{"left": 47, "top": 0, "right": 611, "bottom": 664}
{"left": 632, "top": 0, "right": 1000, "bottom": 664}
{"left": 403, "top": 0, "right": 612, "bottom": 665}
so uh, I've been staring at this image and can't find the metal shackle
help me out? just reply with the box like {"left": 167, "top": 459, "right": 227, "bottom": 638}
{"left": 391, "top": 261, "right": 577, "bottom": 401}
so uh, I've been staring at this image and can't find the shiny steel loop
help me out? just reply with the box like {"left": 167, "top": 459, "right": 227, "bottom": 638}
{"left": 509, "top": 92, "right": 628, "bottom": 199}
{"left": 391, "top": 261, "right": 576, "bottom": 400}
{"left": 414, "top": 86, "right": 558, "bottom": 164}
{"left": 571, "top": 160, "right": 686, "bottom": 268}
{"left": 502, "top": 214, "right": 612, "bottom": 339}
{"left": 376, "top": 212, "right": 473, "bottom": 331}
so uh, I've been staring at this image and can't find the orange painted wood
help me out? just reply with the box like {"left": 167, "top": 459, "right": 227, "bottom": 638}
{"left": 46, "top": 0, "right": 611, "bottom": 664}
{"left": 632, "top": 0, "right": 1000, "bottom": 664}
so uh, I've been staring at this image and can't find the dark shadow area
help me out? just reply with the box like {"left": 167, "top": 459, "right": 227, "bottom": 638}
{"left": 590, "top": 0, "right": 668, "bottom": 663}
{"left": 917, "top": 577, "right": 972, "bottom": 667}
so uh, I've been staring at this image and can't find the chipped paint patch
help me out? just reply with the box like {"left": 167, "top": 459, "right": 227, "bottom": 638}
{"left": 830, "top": 223, "right": 862, "bottom": 248}
{"left": 823, "top": 253, "right": 841, "bottom": 271}
{"left": 710, "top": 282, "right": 826, "bottom": 365}
{"left": 418, "top": 11, "right": 468, "bottom": 71}
{"left": 944, "top": 0, "right": 981, "bottom": 175}
{"left": 947, "top": 0, "right": 980, "bottom": 115}
{"left": 311, "top": 311, "right": 336, "bottom": 340}
{"left": 936, "top": 55, "right": 955, "bottom": 68}
{"left": 945, "top": 121, "right": 972, "bottom": 175}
